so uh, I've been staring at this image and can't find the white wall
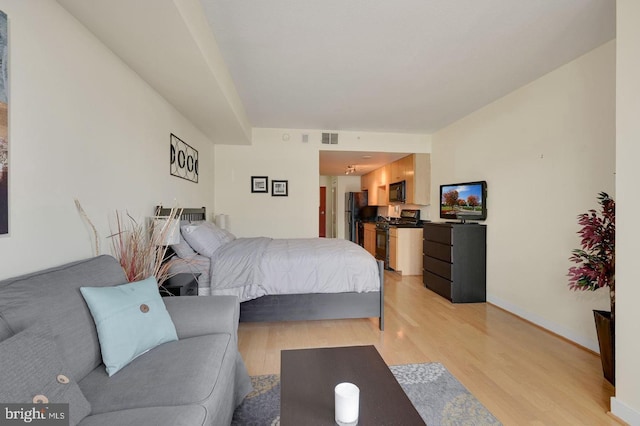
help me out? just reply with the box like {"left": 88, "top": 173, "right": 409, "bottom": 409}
{"left": 612, "top": 0, "right": 640, "bottom": 422}
{"left": 0, "top": 0, "right": 215, "bottom": 279}
{"left": 431, "top": 41, "right": 615, "bottom": 352}
{"left": 214, "top": 128, "right": 430, "bottom": 238}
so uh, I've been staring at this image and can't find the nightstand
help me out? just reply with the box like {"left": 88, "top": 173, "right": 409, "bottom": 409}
{"left": 160, "top": 273, "right": 199, "bottom": 297}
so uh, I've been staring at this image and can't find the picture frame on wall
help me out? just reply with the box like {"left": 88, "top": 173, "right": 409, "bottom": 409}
{"left": 0, "top": 10, "right": 8, "bottom": 235}
{"left": 272, "top": 180, "right": 288, "bottom": 197}
{"left": 170, "top": 133, "right": 199, "bottom": 183}
{"left": 251, "top": 176, "right": 268, "bottom": 193}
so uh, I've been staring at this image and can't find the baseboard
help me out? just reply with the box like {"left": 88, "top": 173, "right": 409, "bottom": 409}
{"left": 487, "top": 294, "right": 599, "bottom": 353}
{"left": 611, "top": 397, "right": 640, "bottom": 425}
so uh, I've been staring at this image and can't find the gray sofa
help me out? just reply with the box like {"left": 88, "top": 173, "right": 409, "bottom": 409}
{"left": 0, "top": 255, "right": 252, "bottom": 425}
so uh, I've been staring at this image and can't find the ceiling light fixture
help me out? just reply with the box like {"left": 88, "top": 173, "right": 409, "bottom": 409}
{"left": 345, "top": 165, "right": 356, "bottom": 175}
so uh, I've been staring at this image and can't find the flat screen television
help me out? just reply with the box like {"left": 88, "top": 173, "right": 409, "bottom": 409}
{"left": 439, "top": 181, "right": 487, "bottom": 222}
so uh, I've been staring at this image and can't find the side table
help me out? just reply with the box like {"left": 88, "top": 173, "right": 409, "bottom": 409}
{"left": 160, "top": 273, "right": 199, "bottom": 297}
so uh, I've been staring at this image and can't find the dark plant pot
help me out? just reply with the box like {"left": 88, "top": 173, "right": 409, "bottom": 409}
{"left": 593, "top": 310, "right": 615, "bottom": 386}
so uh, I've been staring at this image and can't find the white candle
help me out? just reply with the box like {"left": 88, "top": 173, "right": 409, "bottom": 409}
{"left": 335, "top": 382, "right": 359, "bottom": 426}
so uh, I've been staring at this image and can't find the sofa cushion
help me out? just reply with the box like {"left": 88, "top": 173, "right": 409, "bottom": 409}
{"left": 0, "top": 319, "right": 12, "bottom": 342}
{"left": 78, "top": 406, "right": 205, "bottom": 426}
{"left": 0, "top": 255, "right": 128, "bottom": 381}
{"left": 79, "top": 333, "right": 237, "bottom": 424}
{"left": 0, "top": 323, "right": 92, "bottom": 426}
{"left": 80, "top": 277, "right": 178, "bottom": 376}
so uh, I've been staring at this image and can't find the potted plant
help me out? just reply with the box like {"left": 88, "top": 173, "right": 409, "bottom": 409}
{"left": 567, "top": 192, "right": 615, "bottom": 385}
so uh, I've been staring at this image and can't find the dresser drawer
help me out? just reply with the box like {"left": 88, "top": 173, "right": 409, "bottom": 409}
{"left": 423, "top": 240, "right": 451, "bottom": 262}
{"left": 423, "top": 270, "right": 452, "bottom": 301}
{"left": 423, "top": 224, "right": 452, "bottom": 245}
{"left": 424, "top": 256, "right": 451, "bottom": 280}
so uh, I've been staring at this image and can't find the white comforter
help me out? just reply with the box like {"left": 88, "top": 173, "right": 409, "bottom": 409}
{"left": 207, "top": 237, "right": 380, "bottom": 302}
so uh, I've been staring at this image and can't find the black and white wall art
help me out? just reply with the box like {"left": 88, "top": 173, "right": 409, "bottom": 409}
{"left": 251, "top": 176, "right": 268, "bottom": 193}
{"left": 170, "top": 133, "right": 198, "bottom": 183}
{"left": 272, "top": 180, "right": 288, "bottom": 197}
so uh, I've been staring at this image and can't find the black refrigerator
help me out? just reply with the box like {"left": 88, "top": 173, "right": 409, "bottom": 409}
{"left": 345, "top": 191, "right": 368, "bottom": 242}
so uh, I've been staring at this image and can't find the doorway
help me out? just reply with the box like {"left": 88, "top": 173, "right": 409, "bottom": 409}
{"left": 319, "top": 186, "right": 327, "bottom": 237}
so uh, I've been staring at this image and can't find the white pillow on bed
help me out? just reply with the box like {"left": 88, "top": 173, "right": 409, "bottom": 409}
{"left": 220, "top": 228, "right": 236, "bottom": 244}
{"left": 181, "top": 221, "right": 233, "bottom": 257}
{"left": 170, "top": 233, "right": 198, "bottom": 259}
{"left": 201, "top": 221, "right": 235, "bottom": 243}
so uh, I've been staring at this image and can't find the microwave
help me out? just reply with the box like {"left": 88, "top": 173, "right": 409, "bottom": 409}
{"left": 389, "top": 181, "right": 406, "bottom": 203}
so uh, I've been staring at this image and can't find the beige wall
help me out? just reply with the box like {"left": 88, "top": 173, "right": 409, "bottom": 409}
{"left": 0, "top": 0, "right": 215, "bottom": 279}
{"left": 431, "top": 41, "right": 615, "bottom": 351}
{"left": 612, "top": 0, "right": 640, "bottom": 422}
{"left": 214, "top": 128, "right": 430, "bottom": 238}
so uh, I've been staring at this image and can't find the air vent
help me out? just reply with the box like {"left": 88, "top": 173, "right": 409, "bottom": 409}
{"left": 321, "top": 133, "right": 339, "bottom": 144}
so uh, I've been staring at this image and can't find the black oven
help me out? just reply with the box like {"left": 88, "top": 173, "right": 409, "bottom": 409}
{"left": 375, "top": 223, "right": 389, "bottom": 268}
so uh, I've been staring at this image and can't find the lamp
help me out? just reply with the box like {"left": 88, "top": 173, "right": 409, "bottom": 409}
{"left": 345, "top": 165, "right": 356, "bottom": 175}
{"left": 152, "top": 217, "right": 180, "bottom": 246}
{"left": 215, "top": 214, "right": 229, "bottom": 230}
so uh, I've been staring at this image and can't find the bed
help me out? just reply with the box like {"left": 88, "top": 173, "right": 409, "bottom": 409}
{"left": 157, "top": 207, "right": 384, "bottom": 330}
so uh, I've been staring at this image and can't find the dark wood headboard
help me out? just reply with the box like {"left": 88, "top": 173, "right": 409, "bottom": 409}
{"left": 155, "top": 206, "right": 206, "bottom": 221}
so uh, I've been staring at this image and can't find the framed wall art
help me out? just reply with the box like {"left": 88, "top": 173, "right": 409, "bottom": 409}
{"left": 0, "top": 10, "right": 8, "bottom": 235}
{"left": 170, "top": 133, "right": 198, "bottom": 183}
{"left": 272, "top": 180, "right": 288, "bottom": 197}
{"left": 251, "top": 176, "right": 268, "bottom": 193}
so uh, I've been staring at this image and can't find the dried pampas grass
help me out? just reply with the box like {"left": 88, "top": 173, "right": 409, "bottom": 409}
{"left": 109, "top": 206, "right": 184, "bottom": 286}
{"left": 74, "top": 198, "right": 100, "bottom": 256}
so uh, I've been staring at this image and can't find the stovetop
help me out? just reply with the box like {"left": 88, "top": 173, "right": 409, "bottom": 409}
{"left": 376, "top": 219, "right": 422, "bottom": 229}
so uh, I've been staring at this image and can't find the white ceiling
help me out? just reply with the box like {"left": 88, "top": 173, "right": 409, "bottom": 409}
{"left": 57, "top": 0, "right": 615, "bottom": 173}
{"left": 202, "top": 0, "right": 615, "bottom": 134}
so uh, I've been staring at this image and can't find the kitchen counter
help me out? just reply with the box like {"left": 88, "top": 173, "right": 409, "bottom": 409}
{"left": 388, "top": 220, "right": 430, "bottom": 228}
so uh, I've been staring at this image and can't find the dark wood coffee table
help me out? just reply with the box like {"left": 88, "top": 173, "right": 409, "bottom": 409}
{"left": 280, "top": 345, "right": 425, "bottom": 425}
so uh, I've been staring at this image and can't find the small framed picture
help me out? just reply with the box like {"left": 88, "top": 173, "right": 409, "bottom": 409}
{"left": 251, "top": 176, "right": 269, "bottom": 193}
{"left": 272, "top": 180, "right": 288, "bottom": 197}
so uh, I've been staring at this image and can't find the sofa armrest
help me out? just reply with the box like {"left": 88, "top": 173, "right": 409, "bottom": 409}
{"left": 163, "top": 295, "right": 240, "bottom": 340}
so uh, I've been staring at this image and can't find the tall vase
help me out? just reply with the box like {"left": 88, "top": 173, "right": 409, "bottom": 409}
{"left": 593, "top": 310, "right": 615, "bottom": 386}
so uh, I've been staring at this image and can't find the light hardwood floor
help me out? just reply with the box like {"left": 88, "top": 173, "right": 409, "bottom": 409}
{"left": 238, "top": 272, "right": 621, "bottom": 425}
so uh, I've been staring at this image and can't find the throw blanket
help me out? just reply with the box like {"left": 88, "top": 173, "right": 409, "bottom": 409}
{"left": 209, "top": 237, "right": 380, "bottom": 301}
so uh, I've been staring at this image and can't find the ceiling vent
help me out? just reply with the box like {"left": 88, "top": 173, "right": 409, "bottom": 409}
{"left": 321, "top": 133, "right": 339, "bottom": 144}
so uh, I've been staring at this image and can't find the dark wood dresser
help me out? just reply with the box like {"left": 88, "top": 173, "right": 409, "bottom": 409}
{"left": 422, "top": 222, "right": 486, "bottom": 303}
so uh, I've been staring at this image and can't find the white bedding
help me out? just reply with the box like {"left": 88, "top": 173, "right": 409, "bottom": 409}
{"left": 205, "top": 237, "right": 380, "bottom": 302}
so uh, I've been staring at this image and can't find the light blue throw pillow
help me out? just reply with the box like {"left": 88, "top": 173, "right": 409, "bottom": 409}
{"left": 80, "top": 276, "right": 178, "bottom": 376}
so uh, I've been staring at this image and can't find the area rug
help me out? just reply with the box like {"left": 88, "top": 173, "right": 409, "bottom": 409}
{"left": 232, "top": 362, "right": 502, "bottom": 425}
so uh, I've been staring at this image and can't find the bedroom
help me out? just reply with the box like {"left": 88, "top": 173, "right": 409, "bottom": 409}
{"left": 0, "top": 0, "right": 638, "bottom": 424}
